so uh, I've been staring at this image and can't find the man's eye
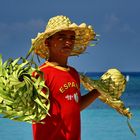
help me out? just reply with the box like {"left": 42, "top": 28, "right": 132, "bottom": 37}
{"left": 57, "top": 36, "right": 75, "bottom": 41}
{"left": 71, "top": 37, "right": 75, "bottom": 41}
{"left": 58, "top": 37, "right": 64, "bottom": 41}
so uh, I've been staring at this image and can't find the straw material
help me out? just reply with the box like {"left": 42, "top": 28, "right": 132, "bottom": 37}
{"left": 80, "top": 68, "right": 132, "bottom": 119}
{"left": 31, "top": 15, "right": 96, "bottom": 59}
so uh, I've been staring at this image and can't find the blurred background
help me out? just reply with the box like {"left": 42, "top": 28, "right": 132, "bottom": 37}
{"left": 0, "top": 0, "right": 140, "bottom": 140}
{"left": 0, "top": 0, "right": 140, "bottom": 72}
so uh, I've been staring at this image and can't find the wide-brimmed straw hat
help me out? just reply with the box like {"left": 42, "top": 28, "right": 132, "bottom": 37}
{"left": 31, "top": 15, "right": 96, "bottom": 59}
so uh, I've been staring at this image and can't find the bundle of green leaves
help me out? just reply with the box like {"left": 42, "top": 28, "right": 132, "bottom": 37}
{"left": 0, "top": 55, "right": 50, "bottom": 123}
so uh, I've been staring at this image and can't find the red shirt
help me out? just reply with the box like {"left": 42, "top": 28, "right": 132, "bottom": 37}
{"left": 32, "top": 62, "right": 81, "bottom": 140}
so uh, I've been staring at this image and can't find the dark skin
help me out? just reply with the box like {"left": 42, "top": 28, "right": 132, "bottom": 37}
{"left": 45, "top": 30, "right": 75, "bottom": 67}
{"left": 45, "top": 30, "right": 100, "bottom": 111}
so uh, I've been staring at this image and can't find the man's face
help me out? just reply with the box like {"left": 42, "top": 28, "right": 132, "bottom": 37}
{"left": 46, "top": 30, "right": 75, "bottom": 58}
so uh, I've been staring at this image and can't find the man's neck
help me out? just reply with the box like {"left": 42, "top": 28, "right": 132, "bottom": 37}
{"left": 48, "top": 56, "right": 68, "bottom": 68}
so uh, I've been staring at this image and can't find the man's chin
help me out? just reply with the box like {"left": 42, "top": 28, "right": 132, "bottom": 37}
{"left": 60, "top": 49, "right": 72, "bottom": 56}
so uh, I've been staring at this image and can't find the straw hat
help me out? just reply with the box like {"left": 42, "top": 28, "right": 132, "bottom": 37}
{"left": 31, "top": 15, "right": 96, "bottom": 59}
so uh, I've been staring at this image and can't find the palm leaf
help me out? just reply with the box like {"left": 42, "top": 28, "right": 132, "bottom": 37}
{"left": 0, "top": 54, "right": 50, "bottom": 123}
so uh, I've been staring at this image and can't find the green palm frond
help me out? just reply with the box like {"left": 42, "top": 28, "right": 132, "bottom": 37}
{"left": 0, "top": 55, "right": 50, "bottom": 123}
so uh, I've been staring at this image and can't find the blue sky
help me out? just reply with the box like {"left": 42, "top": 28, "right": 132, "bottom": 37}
{"left": 0, "top": 0, "right": 140, "bottom": 72}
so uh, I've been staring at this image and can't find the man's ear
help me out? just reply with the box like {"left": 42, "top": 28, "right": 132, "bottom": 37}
{"left": 45, "top": 39, "right": 49, "bottom": 46}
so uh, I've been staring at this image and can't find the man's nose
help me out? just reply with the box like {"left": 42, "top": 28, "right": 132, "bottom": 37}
{"left": 65, "top": 39, "right": 74, "bottom": 45}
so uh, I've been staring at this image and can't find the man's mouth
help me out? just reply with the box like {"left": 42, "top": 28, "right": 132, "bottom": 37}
{"left": 63, "top": 44, "right": 72, "bottom": 50}
{"left": 63, "top": 46, "right": 71, "bottom": 49}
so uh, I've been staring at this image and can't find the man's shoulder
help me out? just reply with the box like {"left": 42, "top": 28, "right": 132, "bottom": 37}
{"left": 69, "top": 66, "right": 77, "bottom": 71}
{"left": 69, "top": 66, "right": 79, "bottom": 74}
{"left": 39, "top": 62, "right": 56, "bottom": 74}
{"left": 39, "top": 63, "right": 47, "bottom": 70}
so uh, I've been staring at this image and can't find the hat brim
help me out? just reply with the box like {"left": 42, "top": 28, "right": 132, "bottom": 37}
{"left": 32, "top": 25, "right": 95, "bottom": 59}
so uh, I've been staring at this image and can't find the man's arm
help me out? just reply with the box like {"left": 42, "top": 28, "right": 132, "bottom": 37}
{"left": 80, "top": 89, "right": 100, "bottom": 111}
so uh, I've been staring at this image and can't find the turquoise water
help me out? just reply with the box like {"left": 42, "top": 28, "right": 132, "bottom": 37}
{"left": 81, "top": 109, "right": 140, "bottom": 140}
{"left": 0, "top": 108, "right": 139, "bottom": 140}
{"left": 0, "top": 119, "right": 32, "bottom": 139}
{"left": 0, "top": 72, "right": 140, "bottom": 140}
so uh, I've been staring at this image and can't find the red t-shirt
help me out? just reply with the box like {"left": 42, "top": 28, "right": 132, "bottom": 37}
{"left": 32, "top": 62, "right": 81, "bottom": 140}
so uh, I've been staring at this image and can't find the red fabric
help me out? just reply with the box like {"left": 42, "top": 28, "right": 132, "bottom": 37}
{"left": 32, "top": 63, "right": 81, "bottom": 140}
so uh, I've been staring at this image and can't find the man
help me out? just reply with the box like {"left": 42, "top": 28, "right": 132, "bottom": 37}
{"left": 31, "top": 15, "right": 100, "bottom": 140}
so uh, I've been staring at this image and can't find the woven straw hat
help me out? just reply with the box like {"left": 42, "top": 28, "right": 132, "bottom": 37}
{"left": 31, "top": 15, "right": 96, "bottom": 59}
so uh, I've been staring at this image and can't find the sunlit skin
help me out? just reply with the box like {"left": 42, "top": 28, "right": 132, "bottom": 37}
{"left": 45, "top": 30, "right": 100, "bottom": 110}
{"left": 45, "top": 30, "right": 75, "bottom": 67}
